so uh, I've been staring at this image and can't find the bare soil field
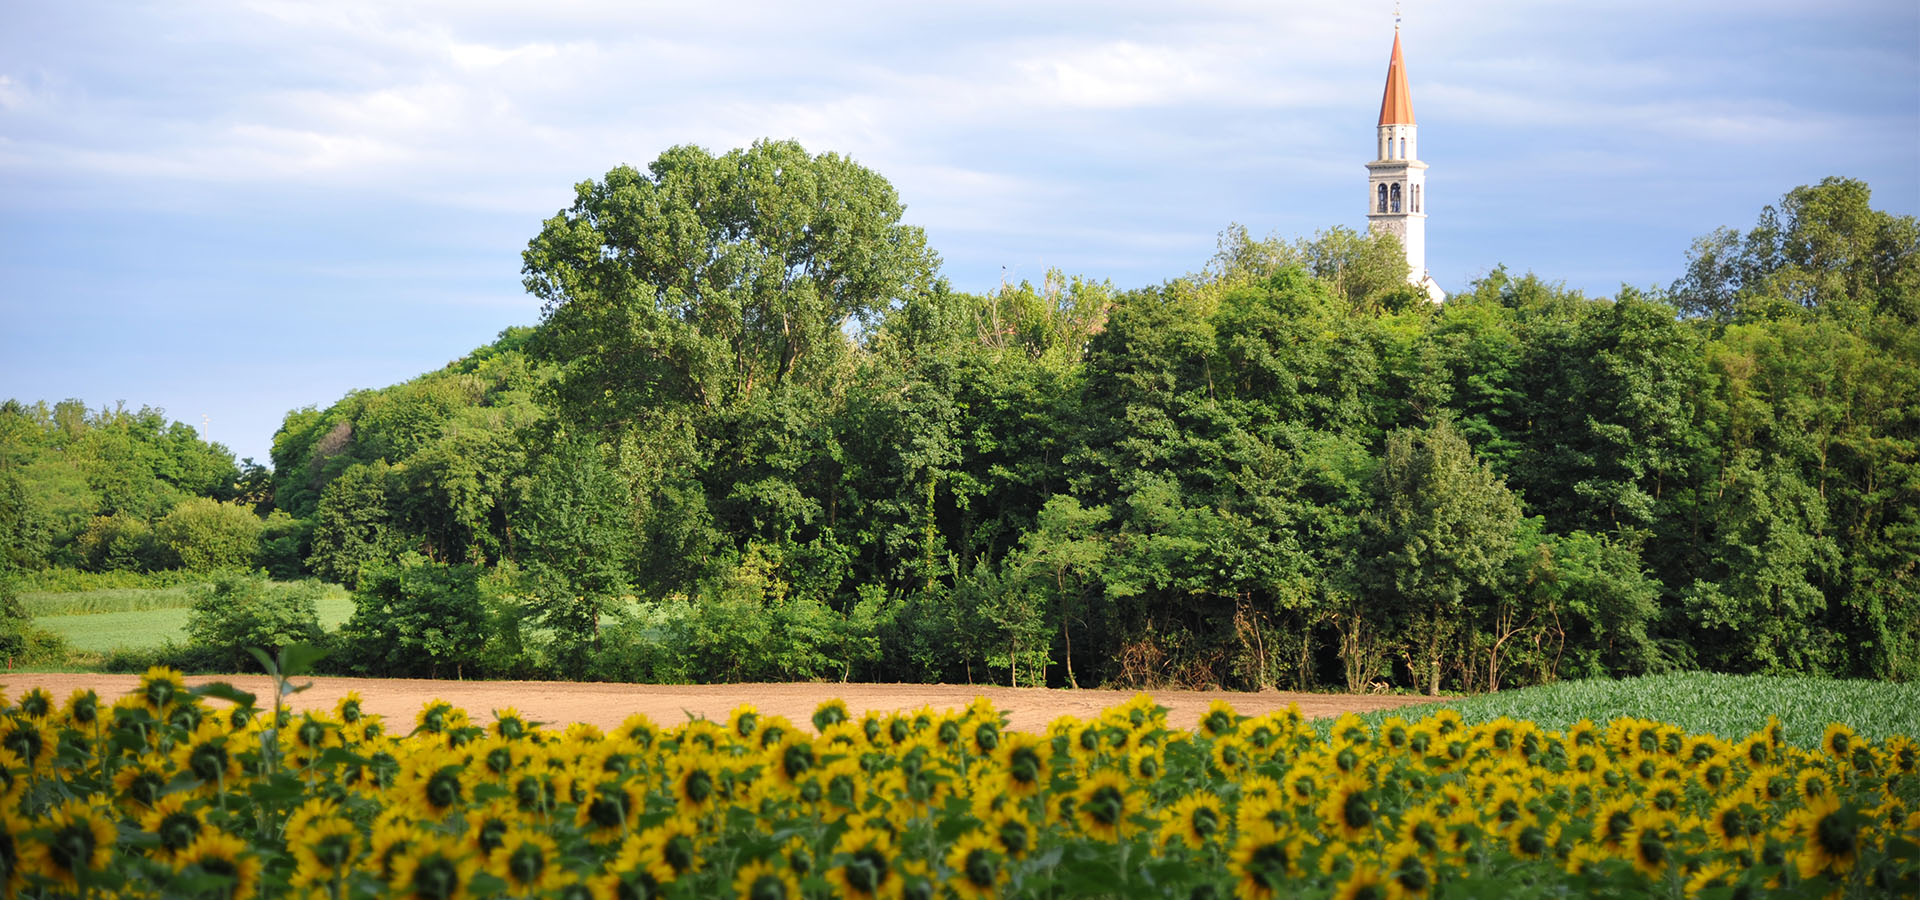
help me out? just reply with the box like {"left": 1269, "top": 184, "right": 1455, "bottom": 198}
{"left": 0, "top": 673, "right": 1437, "bottom": 734}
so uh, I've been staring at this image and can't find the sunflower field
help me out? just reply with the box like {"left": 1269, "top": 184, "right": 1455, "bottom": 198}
{"left": 0, "top": 669, "right": 1915, "bottom": 899}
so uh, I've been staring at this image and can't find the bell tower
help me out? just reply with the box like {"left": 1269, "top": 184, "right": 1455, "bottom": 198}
{"left": 1365, "top": 21, "right": 1444, "bottom": 301}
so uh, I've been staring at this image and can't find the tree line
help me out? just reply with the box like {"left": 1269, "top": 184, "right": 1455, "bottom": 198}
{"left": 2, "top": 141, "right": 1914, "bottom": 691}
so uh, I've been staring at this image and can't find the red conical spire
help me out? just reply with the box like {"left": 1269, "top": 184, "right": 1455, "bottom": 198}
{"left": 1378, "top": 30, "right": 1415, "bottom": 126}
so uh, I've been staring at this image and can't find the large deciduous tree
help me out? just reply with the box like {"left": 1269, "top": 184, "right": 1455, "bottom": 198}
{"left": 522, "top": 139, "right": 941, "bottom": 425}
{"left": 1362, "top": 419, "right": 1522, "bottom": 695}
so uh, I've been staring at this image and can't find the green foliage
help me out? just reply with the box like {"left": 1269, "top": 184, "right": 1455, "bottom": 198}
{"left": 199, "top": 162, "right": 1914, "bottom": 690}
{"left": 10, "top": 567, "right": 205, "bottom": 594}
{"left": 306, "top": 460, "right": 402, "bottom": 587}
{"left": 0, "top": 399, "right": 240, "bottom": 564}
{"left": 72, "top": 512, "right": 163, "bottom": 572}
{"left": 256, "top": 508, "right": 309, "bottom": 579}
{"left": 337, "top": 559, "right": 491, "bottom": 678}
{"left": 183, "top": 572, "right": 326, "bottom": 672}
{"left": 513, "top": 434, "right": 636, "bottom": 675}
{"left": 1672, "top": 177, "right": 1919, "bottom": 325}
{"left": 152, "top": 496, "right": 264, "bottom": 571}
{"left": 1361, "top": 419, "right": 1522, "bottom": 694}
{"left": 523, "top": 138, "right": 939, "bottom": 423}
{"left": 22, "top": 582, "right": 207, "bottom": 615}
{"left": 1350, "top": 672, "right": 1920, "bottom": 747}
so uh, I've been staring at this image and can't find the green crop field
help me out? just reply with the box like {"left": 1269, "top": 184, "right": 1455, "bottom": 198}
{"left": 26, "top": 584, "right": 355, "bottom": 653}
{"left": 1343, "top": 670, "right": 1920, "bottom": 747}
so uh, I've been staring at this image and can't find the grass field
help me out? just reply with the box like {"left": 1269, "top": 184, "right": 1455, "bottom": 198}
{"left": 21, "top": 583, "right": 209, "bottom": 616}
{"left": 1341, "top": 670, "right": 1920, "bottom": 747}
{"left": 26, "top": 583, "right": 355, "bottom": 653}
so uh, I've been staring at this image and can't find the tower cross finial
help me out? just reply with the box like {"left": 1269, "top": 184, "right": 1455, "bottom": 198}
{"left": 1394, "top": 1, "right": 1402, "bottom": 30}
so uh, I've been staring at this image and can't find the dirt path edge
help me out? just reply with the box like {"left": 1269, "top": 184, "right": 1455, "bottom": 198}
{"left": 0, "top": 673, "right": 1439, "bottom": 735}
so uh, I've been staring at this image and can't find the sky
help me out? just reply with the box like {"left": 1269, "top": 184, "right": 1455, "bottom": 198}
{"left": 3, "top": 0, "right": 1917, "bottom": 464}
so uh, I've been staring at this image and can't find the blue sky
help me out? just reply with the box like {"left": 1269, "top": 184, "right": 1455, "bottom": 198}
{"left": 4, "top": 1, "right": 1916, "bottom": 464}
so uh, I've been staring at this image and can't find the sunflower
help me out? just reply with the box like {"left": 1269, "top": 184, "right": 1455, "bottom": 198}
{"left": 172, "top": 720, "right": 241, "bottom": 790}
{"left": 1881, "top": 734, "right": 1917, "bottom": 775}
{"left": 1734, "top": 733, "right": 1772, "bottom": 768}
{"left": 812, "top": 698, "right": 852, "bottom": 733}
{"left": 388, "top": 832, "right": 480, "bottom": 900}
{"left": 1395, "top": 803, "right": 1445, "bottom": 854}
{"left": 1506, "top": 819, "right": 1558, "bottom": 861}
{"left": 289, "top": 815, "right": 360, "bottom": 892}
{"left": 1627, "top": 810, "right": 1673, "bottom": 881}
{"left": 175, "top": 830, "right": 261, "bottom": 900}
{"left": 370, "top": 815, "right": 419, "bottom": 881}
{"left": 111, "top": 753, "right": 171, "bottom": 810}
{"left": 575, "top": 776, "right": 645, "bottom": 843}
{"left": 766, "top": 732, "right": 817, "bottom": 787}
{"left": 464, "top": 799, "right": 519, "bottom": 857}
{"left": 1332, "top": 862, "right": 1390, "bottom": 900}
{"left": 0, "top": 808, "right": 25, "bottom": 898}
{"left": 1317, "top": 776, "right": 1379, "bottom": 844}
{"left": 1795, "top": 768, "right": 1833, "bottom": 803}
{"left": 670, "top": 751, "right": 723, "bottom": 813}
{"left": 1158, "top": 791, "right": 1226, "bottom": 851}
{"left": 826, "top": 825, "right": 901, "bottom": 900}
{"left": 0, "top": 718, "right": 51, "bottom": 771}
{"left": 1591, "top": 796, "right": 1638, "bottom": 850}
{"left": 28, "top": 798, "right": 115, "bottom": 890}
{"left": 487, "top": 829, "right": 562, "bottom": 895}
{"left": 1681, "top": 859, "right": 1736, "bottom": 898}
{"left": 1786, "top": 792, "right": 1861, "bottom": 879}
{"left": 400, "top": 753, "right": 473, "bottom": 819}
{"left": 995, "top": 732, "right": 1053, "bottom": 799}
{"left": 137, "top": 665, "right": 188, "bottom": 714}
{"left": 1231, "top": 821, "right": 1310, "bottom": 900}
{"left": 1382, "top": 840, "right": 1431, "bottom": 900}
{"left": 1742, "top": 764, "right": 1791, "bottom": 805}
{"left": 1820, "top": 723, "right": 1859, "bottom": 763}
{"left": 965, "top": 718, "right": 1003, "bottom": 758}
{"left": 1212, "top": 735, "right": 1252, "bottom": 777}
{"left": 622, "top": 817, "right": 702, "bottom": 885}
{"left": 988, "top": 809, "right": 1035, "bottom": 861}
{"left": 1703, "top": 796, "right": 1760, "bottom": 851}
{"left": 1193, "top": 699, "right": 1237, "bottom": 738}
{"left": 816, "top": 757, "right": 869, "bottom": 815}
{"left": 734, "top": 858, "right": 800, "bottom": 900}
{"left": 414, "top": 700, "right": 462, "bottom": 735}
{"left": 946, "top": 829, "right": 1006, "bottom": 900}
{"left": 138, "top": 792, "right": 206, "bottom": 863}
{"left": 1072, "top": 769, "right": 1135, "bottom": 842}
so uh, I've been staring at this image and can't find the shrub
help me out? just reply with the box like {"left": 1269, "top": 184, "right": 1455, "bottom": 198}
{"left": 154, "top": 497, "right": 263, "bottom": 572}
{"left": 256, "top": 509, "right": 310, "bottom": 579}
{"left": 183, "top": 572, "right": 325, "bottom": 672}
{"left": 337, "top": 559, "right": 489, "bottom": 678}
{"left": 73, "top": 512, "right": 162, "bottom": 572}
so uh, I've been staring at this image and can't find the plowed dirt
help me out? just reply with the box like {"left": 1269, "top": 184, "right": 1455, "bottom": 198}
{"left": 0, "top": 673, "right": 1438, "bottom": 734}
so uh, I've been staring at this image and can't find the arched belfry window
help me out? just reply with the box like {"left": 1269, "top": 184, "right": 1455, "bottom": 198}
{"left": 1377, "top": 184, "right": 1388, "bottom": 213}
{"left": 1390, "top": 183, "right": 1401, "bottom": 213}
{"left": 1399, "top": 136, "right": 1407, "bottom": 158}
{"left": 1413, "top": 185, "right": 1421, "bottom": 212}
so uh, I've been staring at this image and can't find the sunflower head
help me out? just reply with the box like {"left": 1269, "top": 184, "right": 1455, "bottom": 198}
{"left": 1073, "top": 770, "right": 1134, "bottom": 842}
{"left": 946, "top": 829, "right": 1005, "bottom": 900}
{"left": 735, "top": 858, "right": 800, "bottom": 900}
{"left": 1317, "top": 777, "right": 1378, "bottom": 843}
{"left": 34, "top": 798, "right": 116, "bottom": 888}
{"left": 177, "top": 831, "right": 261, "bottom": 900}
{"left": 388, "top": 832, "right": 479, "bottom": 900}
{"left": 827, "top": 826, "right": 898, "bottom": 900}
{"left": 812, "top": 699, "right": 851, "bottom": 733}
{"left": 1231, "top": 821, "right": 1308, "bottom": 900}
